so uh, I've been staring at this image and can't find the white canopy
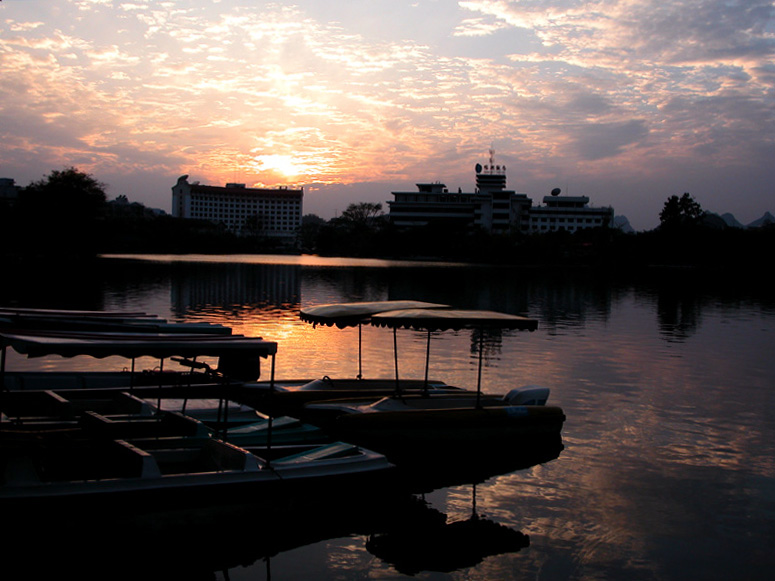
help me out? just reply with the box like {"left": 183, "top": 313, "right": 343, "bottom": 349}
{"left": 300, "top": 300, "right": 448, "bottom": 329}
{"left": 370, "top": 309, "right": 538, "bottom": 332}
{"left": 0, "top": 331, "right": 277, "bottom": 360}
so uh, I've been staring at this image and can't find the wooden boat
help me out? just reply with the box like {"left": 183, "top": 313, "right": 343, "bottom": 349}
{"left": 0, "top": 326, "right": 278, "bottom": 390}
{"left": 0, "top": 316, "right": 389, "bottom": 510}
{"left": 0, "top": 387, "right": 329, "bottom": 448}
{"left": 1, "top": 436, "right": 393, "bottom": 510}
{"left": 240, "top": 300, "right": 478, "bottom": 416}
{"left": 301, "top": 309, "right": 565, "bottom": 455}
{"left": 0, "top": 307, "right": 233, "bottom": 335}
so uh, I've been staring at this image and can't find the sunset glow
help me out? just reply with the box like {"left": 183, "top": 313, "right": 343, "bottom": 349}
{"left": 1, "top": 0, "right": 773, "bottom": 229}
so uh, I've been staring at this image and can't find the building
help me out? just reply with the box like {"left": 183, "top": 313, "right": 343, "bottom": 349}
{"left": 528, "top": 189, "right": 614, "bottom": 233}
{"left": 0, "top": 178, "right": 19, "bottom": 205}
{"left": 388, "top": 154, "right": 532, "bottom": 233}
{"left": 387, "top": 153, "right": 613, "bottom": 234}
{"left": 171, "top": 175, "right": 303, "bottom": 242}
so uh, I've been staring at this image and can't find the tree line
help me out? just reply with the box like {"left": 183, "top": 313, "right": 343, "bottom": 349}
{"left": 2, "top": 168, "right": 771, "bottom": 272}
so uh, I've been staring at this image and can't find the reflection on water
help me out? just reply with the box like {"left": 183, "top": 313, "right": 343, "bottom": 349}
{"left": 3, "top": 255, "right": 775, "bottom": 580}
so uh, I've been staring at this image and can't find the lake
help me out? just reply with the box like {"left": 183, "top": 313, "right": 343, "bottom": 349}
{"left": 3, "top": 254, "right": 774, "bottom": 580}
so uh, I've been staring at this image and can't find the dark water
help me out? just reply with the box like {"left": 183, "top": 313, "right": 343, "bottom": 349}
{"left": 3, "top": 255, "right": 774, "bottom": 580}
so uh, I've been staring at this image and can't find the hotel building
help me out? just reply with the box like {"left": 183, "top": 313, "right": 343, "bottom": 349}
{"left": 171, "top": 175, "right": 303, "bottom": 242}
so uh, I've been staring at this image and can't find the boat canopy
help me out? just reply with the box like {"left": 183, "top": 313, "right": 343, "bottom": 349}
{"left": 300, "top": 301, "right": 448, "bottom": 329}
{"left": 0, "top": 331, "right": 277, "bottom": 360}
{"left": 0, "top": 308, "right": 232, "bottom": 335}
{"left": 0, "top": 307, "right": 156, "bottom": 319}
{"left": 300, "top": 300, "right": 449, "bottom": 380}
{"left": 370, "top": 309, "right": 538, "bottom": 401}
{"left": 370, "top": 309, "right": 538, "bottom": 332}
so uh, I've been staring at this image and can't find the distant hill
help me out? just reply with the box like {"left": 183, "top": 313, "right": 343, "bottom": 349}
{"left": 704, "top": 211, "right": 774, "bottom": 229}
{"left": 748, "top": 212, "right": 775, "bottom": 228}
{"left": 615, "top": 211, "right": 773, "bottom": 232}
{"left": 721, "top": 213, "right": 744, "bottom": 228}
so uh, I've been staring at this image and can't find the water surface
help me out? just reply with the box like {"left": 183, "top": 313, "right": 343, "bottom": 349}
{"left": 3, "top": 254, "right": 773, "bottom": 580}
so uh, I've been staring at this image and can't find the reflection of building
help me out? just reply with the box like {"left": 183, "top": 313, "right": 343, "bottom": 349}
{"left": 170, "top": 263, "right": 301, "bottom": 315}
{"left": 171, "top": 175, "right": 303, "bottom": 241}
{"left": 387, "top": 152, "right": 613, "bottom": 233}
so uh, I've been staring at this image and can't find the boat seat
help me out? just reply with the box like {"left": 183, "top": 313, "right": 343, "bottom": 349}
{"left": 279, "top": 442, "right": 358, "bottom": 463}
{"left": 14, "top": 439, "right": 162, "bottom": 483}
{"left": 118, "top": 440, "right": 163, "bottom": 479}
{"left": 112, "top": 392, "right": 156, "bottom": 416}
{"left": 1, "top": 390, "right": 72, "bottom": 419}
{"left": 503, "top": 385, "right": 550, "bottom": 406}
{"left": 78, "top": 410, "right": 210, "bottom": 439}
{"left": 197, "top": 439, "right": 265, "bottom": 472}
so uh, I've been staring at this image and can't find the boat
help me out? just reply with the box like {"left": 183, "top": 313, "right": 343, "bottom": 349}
{"left": 241, "top": 300, "right": 476, "bottom": 417}
{"left": 300, "top": 308, "right": 566, "bottom": 456}
{"left": 0, "top": 386, "right": 330, "bottom": 447}
{"left": 0, "top": 321, "right": 338, "bottom": 446}
{"left": 0, "top": 326, "right": 278, "bottom": 391}
{"left": 1, "top": 435, "right": 393, "bottom": 512}
{"left": 0, "top": 307, "right": 233, "bottom": 335}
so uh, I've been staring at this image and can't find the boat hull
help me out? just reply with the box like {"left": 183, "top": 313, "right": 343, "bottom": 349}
{"left": 301, "top": 393, "right": 566, "bottom": 460}
{"left": 1, "top": 438, "right": 394, "bottom": 514}
{"left": 239, "top": 377, "right": 468, "bottom": 418}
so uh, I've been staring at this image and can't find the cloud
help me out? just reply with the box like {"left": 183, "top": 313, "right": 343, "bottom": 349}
{"left": 0, "top": 0, "right": 773, "bottom": 229}
{"left": 568, "top": 119, "right": 649, "bottom": 160}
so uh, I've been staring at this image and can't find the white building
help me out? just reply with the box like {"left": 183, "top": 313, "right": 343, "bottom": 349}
{"left": 171, "top": 175, "right": 303, "bottom": 242}
{"left": 528, "top": 189, "right": 614, "bottom": 233}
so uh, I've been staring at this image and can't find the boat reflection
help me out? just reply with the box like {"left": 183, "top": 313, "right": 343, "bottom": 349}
{"left": 366, "top": 486, "right": 530, "bottom": 576}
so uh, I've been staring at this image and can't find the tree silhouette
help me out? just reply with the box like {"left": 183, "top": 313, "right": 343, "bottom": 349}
{"left": 659, "top": 193, "right": 704, "bottom": 230}
{"left": 336, "top": 202, "right": 384, "bottom": 225}
{"left": 17, "top": 167, "right": 108, "bottom": 258}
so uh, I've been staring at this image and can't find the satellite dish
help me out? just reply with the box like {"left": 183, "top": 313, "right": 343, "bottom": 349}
{"left": 551, "top": 188, "right": 561, "bottom": 196}
{"left": 475, "top": 163, "right": 482, "bottom": 173}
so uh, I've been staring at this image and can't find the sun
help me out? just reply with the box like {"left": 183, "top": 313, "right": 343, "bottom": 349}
{"left": 252, "top": 154, "right": 300, "bottom": 179}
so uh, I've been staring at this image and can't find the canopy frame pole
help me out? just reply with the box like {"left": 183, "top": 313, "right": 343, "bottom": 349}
{"left": 1, "top": 345, "right": 6, "bottom": 417}
{"left": 267, "top": 352, "right": 276, "bottom": 467}
{"left": 423, "top": 329, "right": 431, "bottom": 396}
{"left": 476, "top": 328, "right": 484, "bottom": 409}
{"left": 156, "top": 357, "right": 165, "bottom": 412}
{"left": 393, "top": 327, "right": 400, "bottom": 397}
{"left": 1, "top": 344, "right": 6, "bottom": 386}
{"left": 357, "top": 323, "right": 363, "bottom": 380}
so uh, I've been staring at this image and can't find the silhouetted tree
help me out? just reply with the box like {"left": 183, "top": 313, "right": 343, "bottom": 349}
{"left": 298, "top": 214, "right": 326, "bottom": 252}
{"left": 317, "top": 203, "right": 387, "bottom": 256}
{"left": 242, "top": 213, "right": 265, "bottom": 239}
{"left": 17, "top": 167, "right": 108, "bottom": 258}
{"left": 659, "top": 193, "right": 704, "bottom": 230}
{"left": 335, "top": 202, "right": 384, "bottom": 226}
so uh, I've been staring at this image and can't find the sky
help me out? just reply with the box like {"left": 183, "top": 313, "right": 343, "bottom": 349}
{"left": 1, "top": 1, "right": 774, "bottom": 231}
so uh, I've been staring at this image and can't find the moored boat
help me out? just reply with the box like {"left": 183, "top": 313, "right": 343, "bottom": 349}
{"left": 241, "top": 300, "right": 476, "bottom": 416}
{"left": 300, "top": 308, "right": 565, "bottom": 456}
{"left": 1, "top": 435, "right": 393, "bottom": 511}
{"left": 0, "top": 326, "right": 278, "bottom": 391}
{"left": 0, "top": 307, "right": 233, "bottom": 335}
{"left": 0, "top": 385, "right": 330, "bottom": 447}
